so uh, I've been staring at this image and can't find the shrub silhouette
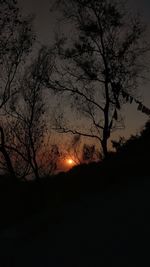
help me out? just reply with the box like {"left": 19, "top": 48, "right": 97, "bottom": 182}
{"left": 111, "top": 119, "right": 150, "bottom": 175}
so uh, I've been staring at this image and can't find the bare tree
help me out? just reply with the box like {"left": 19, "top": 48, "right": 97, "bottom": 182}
{"left": 49, "top": 0, "right": 150, "bottom": 157}
{"left": 69, "top": 135, "right": 82, "bottom": 164}
{"left": 0, "top": 126, "right": 16, "bottom": 180}
{"left": 64, "top": 134, "right": 101, "bottom": 164}
{"left": 5, "top": 47, "right": 55, "bottom": 180}
{"left": 82, "top": 143, "right": 101, "bottom": 163}
{"left": 0, "top": 0, "right": 34, "bottom": 178}
{"left": 0, "top": 0, "right": 34, "bottom": 110}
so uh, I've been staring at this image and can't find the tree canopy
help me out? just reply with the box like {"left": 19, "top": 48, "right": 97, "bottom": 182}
{"left": 50, "top": 0, "right": 150, "bottom": 157}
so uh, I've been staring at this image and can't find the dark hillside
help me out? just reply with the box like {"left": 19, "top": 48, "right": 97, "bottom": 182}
{"left": 0, "top": 121, "right": 150, "bottom": 266}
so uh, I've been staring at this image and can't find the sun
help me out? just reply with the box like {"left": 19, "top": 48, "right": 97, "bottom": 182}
{"left": 66, "top": 158, "right": 75, "bottom": 166}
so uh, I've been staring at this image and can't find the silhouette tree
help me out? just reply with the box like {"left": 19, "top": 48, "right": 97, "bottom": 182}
{"left": 5, "top": 47, "right": 54, "bottom": 180}
{"left": 65, "top": 135, "right": 82, "bottom": 164}
{"left": 82, "top": 143, "right": 101, "bottom": 163}
{"left": 111, "top": 119, "right": 150, "bottom": 175}
{"left": 50, "top": 0, "right": 150, "bottom": 157}
{"left": 112, "top": 119, "right": 150, "bottom": 156}
{"left": 0, "top": 0, "right": 34, "bottom": 110}
{"left": 0, "top": 126, "right": 16, "bottom": 180}
{"left": 48, "top": 144, "right": 61, "bottom": 174}
{"left": 65, "top": 134, "right": 101, "bottom": 164}
{"left": 0, "top": 0, "right": 34, "bottom": 178}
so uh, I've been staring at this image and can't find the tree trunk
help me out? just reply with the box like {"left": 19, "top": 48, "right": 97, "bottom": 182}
{"left": 0, "top": 126, "right": 16, "bottom": 180}
{"left": 102, "top": 89, "right": 110, "bottom": 158}
{"left": 0, "top": 147, "right": 16, "bottom": 180}
{"left": 102, "top": 137, "right": 108, "bottom": 158}
{"left": 28, "top": 130, "right": 40, "bottom": 181}
{"left": 33, "top": 164, "right": 40, "bottom": 181}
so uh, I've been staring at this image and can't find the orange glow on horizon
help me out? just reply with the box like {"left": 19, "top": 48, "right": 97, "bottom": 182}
{"left": 66, "top": 158, "right": 75, "bottom": 166}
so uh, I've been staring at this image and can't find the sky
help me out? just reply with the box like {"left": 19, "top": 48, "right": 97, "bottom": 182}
{"left": 18, "top": 0, "right": 150, "bottom": 143}
{"left": 18, "top": 0, "right": 150, "bottom": 44}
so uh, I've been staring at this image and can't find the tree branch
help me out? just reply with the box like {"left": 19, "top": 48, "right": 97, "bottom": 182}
{"left": 52, "top": 126, "right": 102, "bottom": 142}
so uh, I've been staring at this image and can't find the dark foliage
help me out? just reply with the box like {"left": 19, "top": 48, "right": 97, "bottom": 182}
{"left": 51, "top": 0, "right": 150, "bottom": 157}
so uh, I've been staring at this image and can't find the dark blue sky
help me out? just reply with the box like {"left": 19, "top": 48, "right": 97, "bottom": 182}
{"left": 18, "top": 0, "right": 150, "bottom": 141}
